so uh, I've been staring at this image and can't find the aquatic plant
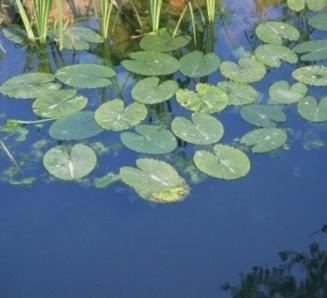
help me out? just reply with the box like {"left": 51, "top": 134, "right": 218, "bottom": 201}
{"left": 147, "top": 0, "right": 162, "bottom": 31}
{"left": 100, "top": 0, "right": 114, "bottom": 39}
{"left": 206, "top": 0, "right": 216, "bottom": 23}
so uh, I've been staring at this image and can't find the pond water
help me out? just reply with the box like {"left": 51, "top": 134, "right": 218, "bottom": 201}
{"left": 0, "top": 0, "right": 326, "bottom": 297}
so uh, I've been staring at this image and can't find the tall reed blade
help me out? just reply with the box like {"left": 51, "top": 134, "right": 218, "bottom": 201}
{"left": 14, "top": 0, "right": 36, "bottom": 41}
{"left": 147, "top": 0, "right": 162, "bottom": 32}
{"left": 206, "top": 0, "right": 216, "bottom": 24}
{"left": 33, "top": 0, "right": 53, "bottom": 43}
{"left": 101, "top": 0, "right": 114, "bottom": 39}
{"left": 55, "top": 0, "right": 64, "bottom": 50}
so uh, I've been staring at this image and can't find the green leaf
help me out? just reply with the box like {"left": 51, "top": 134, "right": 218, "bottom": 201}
{"left": 292, "top": 65, "right": 327, "bottom": 86}
{"left": 171, "top": 113, "right": 224, "bottom": 145}
{"left": 62, "top": 27, "right": 103, "bottom": 51}
{"left": 121, "top": 51, "right": 180, "bottom": 76}
{"left": 255, "top": 44, "right": 298, "bottom": 68}
{"left": 220, "top": 56, "right": 266, "bottom": 83}
{"left": 309, "top": 13, "right": 327, "bottom": 31}
{"left": 32, "top": 89, "right": 88, "bottom": 118}
{"left": 193, "top": 144, "right": 251, "bottom": 180}
{"left": 94, "top": 172, "right": 120, "bottom": 188}
{"left": 49, "top": 111, "right": 103, "bottom": 140}
{"left": 0, "top": 73, "right": 60, "bottom": 99}
{"left": 180, "top": 51, "right": 220, "bottom": 78}
{"left": 241, "top": 104, "right": 287, "bottom": 127}
{"left": 293, "top": 39, "right": 327, "bottom": 61}
{"left": 2, "top": 27, "right": 27, "bottom": 44}
{"left": 297, "top": 96, "right": 327, "bottom": 122}
{"left": 287, "top": 0, "right": 326, "bottom": 12}
{"left": 131, "top": 77, "right": 178, "bottom": 104}
{"left": 120, "top": 124, "right": 177, "bottom": 154}
{"left": 119, "top": 158, "right": 189, "bottom": 203}
{"left": 256, "top": 21, "right": 300, "bottom": 45}
{"left": 217, "top": 81, "right": 257, "bottom": 105}
{"left": 240, "top": 128, "right": 287, "bottom": 153}
{"left": 176, "top": 83, "right": 228, "bottom": 113}
{"left": 95, "top": 99, "right": 147, "bottom": 131}
{"left": 55, "top": 64, "right": 116, "bottom": 89}
{"left": 43, "top": 144, "right": 97, "bottom": 180}
{"left": 269, "top": 81, "right": 307, "bottom": 104}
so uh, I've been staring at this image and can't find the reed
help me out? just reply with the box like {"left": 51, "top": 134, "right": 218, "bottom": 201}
{"left": 14, "top": 0, "right": 35, "bottom": 41}
{"left": 147, "top": 0, "right": 162, "bottom": 32}
{"left": 33, "top": 0, "right": 52, "bottom": 43}
{"left": 100, "top": 0, "right": 114, "bottom": 39}
{"left": 56, "top": 0, "right": 64, "bottom": 50}
{"left": 206, "top": 0, "right": 216, "bottom": 23}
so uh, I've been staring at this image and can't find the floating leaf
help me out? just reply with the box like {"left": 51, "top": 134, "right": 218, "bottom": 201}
{"left": 293, "top": 39, "right": 327, "bottom": 61}
{"left": 43, "top": 144, "right": 97, "bottom": 180}
{"left": 193, "top": 144, "right": 250, "bottom": 180}
{"left": 269, "top": 81, "right": 307, "bottom": 104}
{"left": 292, "top": 65, "right": 327, "bottom": 86}
{"left": 95, "top": 99, "right": 147, "bottom": 131}
{"left": 55, "top": 64, "right": 116, "bottom": 89}
{"left": 220, "top": 56, "right": 266, "bottom": 83}
{"left": 32, "top": 89, "right": 88, "bottom": 118}
{"left": 309, "top": 13, "right": 327, "bottom": 31}
{"left": 297, "top": 96, "right": 327, "bottom": 122}
{"left": 119, "top": 158, "right": 189, "bottom": 203}
{"left": 171, "top": 113, "right": 224, "bottom": 145}
{"left": 256, "top": 21, "right": 300, "bottom": 45}
{"left": 0, "top": 73, "right": 60, "bottom": 99}
{"left": 217, "top": 81, "right": 257, "bottom": 105}
{"left": 121, "top": 51, "right": 180, "bottom": 76}
{"left": 94, "top": 172, "right": 120, "bottom": 188}
{"left": 2, "top": 27, "right": 27, "bottom": 44}
{"left": 241, "top": 104, "right": 287, "bottom": 127}
{"left": 49, "top": 111, "right": 103, "bottom": 140}
{"left": 62, "top": 27, "right": 103, "bottom": 51}
{"left": 131, "top": 77, "right": 178, "bottom": 104}
{"left": 120, "top": 125, "right": 177, "bottom": 154}
{"left": 287, "top": 0, "right": 326, "bottom": 12}
{"left": 180, "top": 51, "right": 220, "bottom": 78}
{"left": 176, "top": 83, "right": 228, "bottom": 113}
{"left": 240, "top": 128, "right": 287, "bottom": 153}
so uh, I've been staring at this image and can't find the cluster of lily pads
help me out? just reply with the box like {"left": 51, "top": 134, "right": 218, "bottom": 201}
{"left": 0, "top": 3, "right": 326, "bottom": 203}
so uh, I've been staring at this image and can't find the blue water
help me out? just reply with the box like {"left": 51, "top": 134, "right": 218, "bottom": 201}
{"left": 0, "top": 1, "right": 326, "bottom": 297}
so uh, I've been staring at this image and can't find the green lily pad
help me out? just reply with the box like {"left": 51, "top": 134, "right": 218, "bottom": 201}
{"left": 131, "top": 77, "right": 178, "bottom": 104}
{"left": 297, "top": 96, "right": 327, "bottom": 122}
{"left": 217, "top": 81, "right": 257, "bottom": 106}
{"left": 176, "top": 83, "right": 228, "bottom": 113}
{"left": 293, "top": 39, "right": 327, "bottom": 61}
{"left": 120, "top": 125, "right": 177, "bottom": 154}
{"left": 255, "top": 44, "right": 298, "bottom": 68}
{"left": 220, "top": 56, "right": 266, "bottom": 83}
{"left": 256, "top": 21, "right": 300, "bottom": 45}
{"left": 193, "top": 144, "right": 251, "bottom": 180}
{"left": 0, "top": 73, "right": 60, "bottom": 99}
{"left": 180, "top": 51, "right": 220, "bottom": 78}
{"left": 32, "top": 89, "right": 88, "bottom": 118}
{"left": 49, "top": 111, "right": 103, "bottom": 140}
{"left": 309, "top": 13, "right": 327, "bottom": 31}
{"left": 171, "top": 113, "right": 224, "bottom": 145}
{"left": 62, "top": 27, "right": 103, "bottom": 51}
{"left": 121, "top": 51, "right": 180, "bottom": 76}
{"left": 2, "top": 27, "right": 27, "bottom": 45}
{"left": 240, "top": 128, "right": 287, "bottom": 153}
{"left": 292, "top": 65, "right": 327, "bottom": 86}
{"left": 55, "top": 64, "right": 116, "bottom": 89}
{"left": 43, "top": 143, "right": 97, "bottom": 180}
{"left": 95, "top": 99, "right": 147, "bottom": 131}
{"left": 287, "top": 0, "right": 326, "bottom": 12}
{"left": 241, "top": 104, "right": 287, "bottom": 127}
{"left": 119, "top": 158, "right": 189, "bottom": 203}
{"left": 269, "top": 81, "right": 307, "bottom": 104}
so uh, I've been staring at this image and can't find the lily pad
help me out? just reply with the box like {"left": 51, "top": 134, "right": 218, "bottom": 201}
{"left": 292, "top": 65, "right": 327, "bottom": 86}
{"left": 55, "top": 64, "right": 116, "bottom": 89}
{"left": 32, "top": 89, "right": 88, "bottom": 118}
{"left": 180, "top": 51, "right": 220, "bottom": 78}
{"left": 297, "top": 96, "right": 327, "bottom": 122}
{"left": 293, "top": 39, "right": 327, "bottom": 61}
{"left": 43, "top": 143, "right": 97, "bottom": 180}
{"left": 95, "top": 99, "right": 147, "bottom": 131}
{"left": 120, "top": 125, "right": 177, "bottom": 154}
{"left": 269, "top": 81, "right": 307, "bottom": 104}
{"left": 121, "top": 51, "right": 180, "bottom": 76}
{"left": 0, "top": 73, "right": 60, "bottom": 99}
{"left": 62, "top": 27, "right": 103, "bottom": 51}
{"left": 2, "top": 27, "right": 27, "bottom": 45}
{"left": 49, "top": 111, "right": 103, "bottom": 140}
{"left": 220, "top": 56, "right": 266, "bottom": 83}
{"left": 309, "top": 13, "right": 327, "bottom": 31}
{"left": 240, "top": 128, "right": 287, "bottom": 153}
{"left": 119, "top": 158, "right": 189, "bottom": 203}
{"left": 255, "top": 44, "right": 298, "bottom": 68}
{"left": 287, "top": 0, "right": 326, "bottom": 12}
{"left": 241, "top": 104, "right": 287, "bottom": 127}
{"left": 176, "top": 83, "right": 228, "bottom": 113}
{"left": 171, "top": 113, "right": 224, "bottom": 145}
{"left": 217, "top": 81, "right": 258, "bottom": 105}
{"left": 131, "top": 77, "right": 178, "bottom": 104}
{"left": 193, "top": 144, "right": 251, "bottom": 180}
{"left": 256, "top": 21, "right": 300, "bottom": 45}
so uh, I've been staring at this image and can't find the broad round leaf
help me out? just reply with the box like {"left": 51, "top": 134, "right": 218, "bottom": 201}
{"left": 297, "top": 96, "right": 327, "bottom": 122}
{"left": 49, "top": 111, "right": 103, "bottom": 140}
{"left": 171, "top": 113, "right": 224, "bottom": 145}
{"left": 193, "top": 144, "right": 251, "bottom": 180}
{"left": 2, "top": 27, "right": 27, "bottom": 45}
{"left": 217, "top": 81, "right": 257, "bottom": 105}
{"left": 55, "top": 64, "right": 116, "bottom": 89}
{"left": 269, "top": 81, "right": 307, "bottom": 104}
{"left": 120, "top": 125, "right": 177, "bottom": 154}
{"left": 287, "top": 0, "right": 326, "bottom": 12}
{"left": 293, "top": 40, "right": 327, "bottom": 61}
{"left": 240, "top": 128, "right": 287, "bottom": 153}
{"left": 292, "top": 66, "right": 327, "bottom": 86}
{"left": 131, "top": 77, "right": 178, "bottom": 104}
{"left": 95, "top": 99, "right": 147, "bottom": 131}
{"left": 119, "top": 158, "right": 189, "bottom": 203}
{"left": 309, "top": 13, "right": 327, "bottom": 31}
{"left": 63, "top": 27, "right": 103, "bottom": 51}
{"left": 43, "top": 144, "right": 97, "bottom": 180}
